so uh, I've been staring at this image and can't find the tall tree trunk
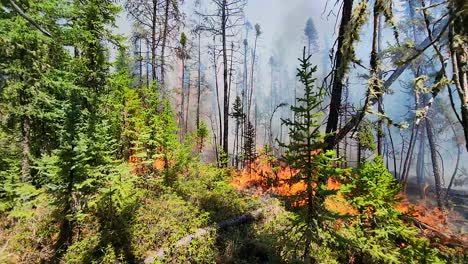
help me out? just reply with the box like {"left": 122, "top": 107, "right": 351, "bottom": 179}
{"left": 426, "top": 118, "right": 443, "bottom": 209}
{"left": 197, "top": 32, "right": 202, "bottom": 130}
{"left": 185, "top": 74, "right": 191, "bottom": 134}
{"left": 377, "top": 14, "right": 384, "bottom": 156}
{"left": 160, "top": 0, "right": 170, "bottom": 92}
{"left": 445, "top": 122, "right": 461, "bottom": 204}
{"left": 146, "top": 38, "right": 150, "bottom": 88}
{"left": 139, "top": 37, "right": 143, "bottom": 86}
{"left": 248, "top": 34, "right": 258, "bottom": 118}
{"left": 416, "top": 122, "right": 426, "bottom": 199}
{"left": 325, "top": 0, "right": 353, "bottom": 148}
{"left": 221, "top": 0, "right": 229, "bottom": 165}
{"left": 449, "top": 23, "right": 468, "bottom": 152}
{"left": 180, "top": 59, "right": 186, "bottom": 141}
{"left": 213, "top": 37, "right": 223, "bottom": 150}
{"left": 151, "top": 0, "right": 158, "bottom": 83}
{"left": 401, "top": 122, "right": 419, "bottom": 187}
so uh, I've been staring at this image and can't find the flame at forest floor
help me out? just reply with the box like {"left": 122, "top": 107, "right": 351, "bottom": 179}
{"left": 231, "top": 155, "right": 468, "bottom": 247}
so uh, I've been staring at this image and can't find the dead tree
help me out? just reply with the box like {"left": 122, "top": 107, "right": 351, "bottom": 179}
{"left": 196, "top": 0, "right": 247, "bottom": 166}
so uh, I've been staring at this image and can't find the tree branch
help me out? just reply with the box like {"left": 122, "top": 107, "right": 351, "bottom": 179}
{"left": 8, "top": 0, "right": 52, "bottom": 38}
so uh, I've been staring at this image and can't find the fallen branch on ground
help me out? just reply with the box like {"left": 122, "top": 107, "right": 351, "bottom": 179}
{"left": 143, "top": 208, "right": 264, "bottom": 263}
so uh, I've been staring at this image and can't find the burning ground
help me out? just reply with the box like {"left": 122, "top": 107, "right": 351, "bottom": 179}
{"left": 231, "top": 155, "right": 468, "bottom": 252}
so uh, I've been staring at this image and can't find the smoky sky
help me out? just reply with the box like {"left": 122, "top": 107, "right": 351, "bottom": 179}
{"left": 114, "top": 1, "right": 468, "bottom": 188}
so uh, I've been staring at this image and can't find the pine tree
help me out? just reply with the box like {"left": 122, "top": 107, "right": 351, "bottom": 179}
{"left": 280, "top": 48, "right": 346, "bottom": 261}
{"left": 304, "top": 17, "right": 318, "bottom": 55}
{"left": 231, "top": 96, "right": 245, "bottom": 167}
{"left": 243, "top": 120, "right": 256, "bottom": 171}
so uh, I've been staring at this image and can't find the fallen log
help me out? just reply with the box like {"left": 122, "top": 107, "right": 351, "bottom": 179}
{"left": 143, "top": 208, "right": 264, "bottom": 263}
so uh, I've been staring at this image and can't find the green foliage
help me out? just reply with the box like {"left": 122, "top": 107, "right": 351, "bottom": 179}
{"left": 131, "top": 192, "right": 217, "bottom": 263}
{"left": 280, "top": 48, "right": 349, "bottom": 261}
{"left": 196, "top": 121, "right": 209, "bottom": 151}
{"left": 340, "top": 158, "right": 444, "bottom": 263}
{"left": 177, "top": 164, "right": 257, "bottom": 223}
{"left": 242, "top": 121, "right": 256, "bottom": 166}
{"left": 357, "top": 121, "right": 377, "bottom": 152}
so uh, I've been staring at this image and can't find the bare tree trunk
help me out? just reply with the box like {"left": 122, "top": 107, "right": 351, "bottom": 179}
{"left": 416, "top": 122, "right": 426, "bottom": 199}
{"left": 139, "top": 37, "right": 143, "bottom": 86}
{"left": 146, "top": 38, "right": 150, "bottom": 88}
{"left": 197, "top": 32, "right": 202, "bottom": 130}
{"left": 426, "top": 118, "right": 443, "bottom": 209}
{"left": 180, "top": 59, "right": 186, "bottom": 141}
{"left": 221, "top": 0, "right": 229, "bottom": 165}
{"left": 445, "top": 123, "right": 461, "bottom": 203}
{"left": 401, "top": 122, "right": 419, "bottom": 187}
{"left": 213, "top": 37, "right": 223, "bottom": 150}
{"left": 151, "top": 0, "right": 158, "bottom": 83}
{"left": 185, "top": 74, "right": 191, "bottom": 135}
{"left": 325, "top": 0, "right": 353, "bottom": 148}
{"left": 160, "top": 0, "right": 170, "bottom": 91}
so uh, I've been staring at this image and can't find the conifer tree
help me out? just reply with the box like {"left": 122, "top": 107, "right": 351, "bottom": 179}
{"left": 231, "top": 95, "right": 245, "bottom": 167}
{"left": 280, "top": 48, "right": 345, "bottom": 261}
{"left": 243, "top": 120, "right": 256, "bottom": 171}
{"left": 304, "top": 17, "right": 318, "bottom": 55}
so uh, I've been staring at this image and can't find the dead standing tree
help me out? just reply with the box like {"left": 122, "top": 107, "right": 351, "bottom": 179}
{"left": 196, "top": 0, "right": 246, "bottom": 166}
{"left": 126, "top": 0, "right": 183, "bottom": 94}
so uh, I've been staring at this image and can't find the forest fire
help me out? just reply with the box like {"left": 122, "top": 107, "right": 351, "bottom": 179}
{"left": 231, "top": 155, "right": 468, "bottom": 248}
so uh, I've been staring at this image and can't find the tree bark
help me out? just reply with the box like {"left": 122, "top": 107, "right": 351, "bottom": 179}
{"left": 221, "top": 0, "right": 229, "bottom": 165}
{"left": 160, "top": 0, "right": 170, "bottom": 91}
{"left": 151, "top": 0, "right": 158, "bottom": 83}
{"left": 327, "top": 18, "right": 450, "bottom": 149}
{"left": 426, "top": 118, "right": 443, "bottom": 209}
{"left": 325, "top": 0, "right": 353, "bottom": 146}
{"left": 197, "top": 32, "right": 202, "bottom": 130}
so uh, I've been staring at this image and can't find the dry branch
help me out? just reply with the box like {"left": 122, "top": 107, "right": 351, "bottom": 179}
{"left": 143, "top": 208, "right": 264, "bottom": 263}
